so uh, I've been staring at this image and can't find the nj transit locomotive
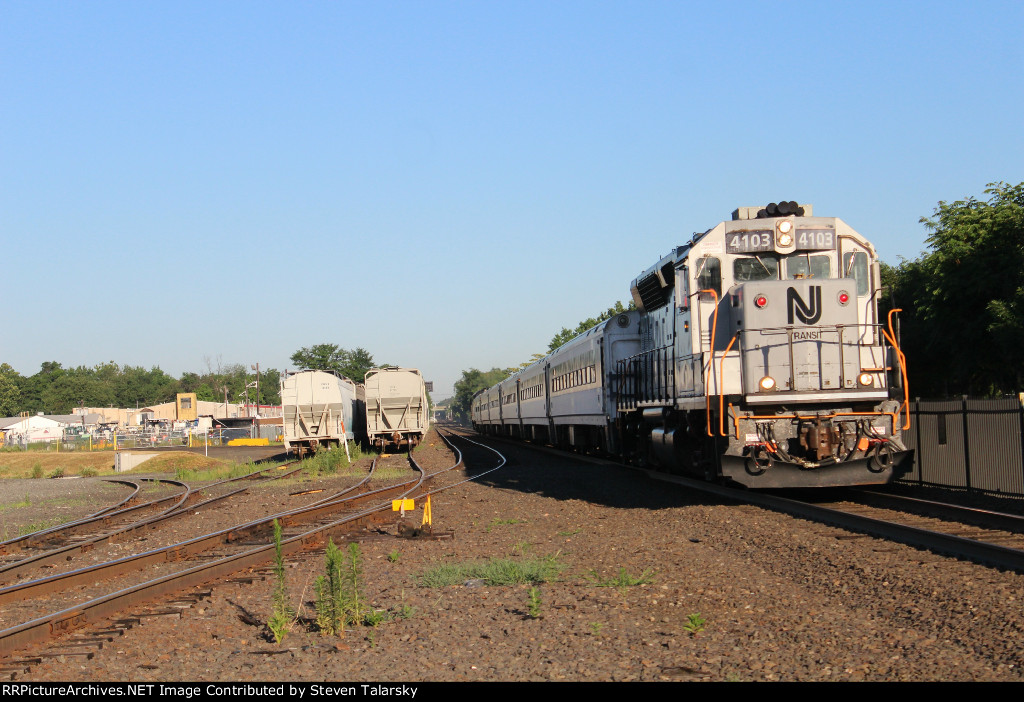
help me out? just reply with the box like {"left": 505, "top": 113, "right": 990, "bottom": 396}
{"left": 472, "top": 202, "right": 912, "bottom": 488}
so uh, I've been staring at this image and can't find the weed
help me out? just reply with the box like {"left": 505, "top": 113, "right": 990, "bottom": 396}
{"left": 419, "top": 553, "right": 564, "bottom": 588}
{"left": 683, "top": 612, "right": 706, "bottom": 636}
{"left": 394, "top": 602, "right": 417, "bottom": 620}
{"left": 80, "top": 468, "right": 97, "bottom": 478}
{"left": 557, "top": 529, "right": 582, "bottom": 537}
{"left": 486, "top": 517, "right": 525, "bottom": 532}
{"left": 510, "top": 541, "right": 531, "bottom": 556}
{"left": 267, "top": 519, "right": 294, "bottom": 644}
{"left": 314, "top": 538, "right": 346, "bottom": 636}
{"left": 17, "top": 517, "right": 67, "bottom": 536}
{"left": 387, "top": 549, "right": 400, "bottom": 563}
{"left": 314, "top": 540, "right": 371, "bottom": 636}
{"left": 588, "top": 567, "right": 656, "bottom": 593}
{"left": 589, "top": 622, "right": 604, "bottom": 636}
{"left": 527, "top": 587, "right": 542, "bottom": 619}
{"left": 48, "top": 467, "right": 65, "bottom": 479}
{"left": 363, "top": 608, "right": 389, "bottom": 627}
{"left": 31, "top": 464, "right": 42, "bottom": 479}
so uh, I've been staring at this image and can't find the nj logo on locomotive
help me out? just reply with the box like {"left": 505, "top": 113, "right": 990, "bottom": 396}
{"left": 787, "top": 286, "right": 822, "bottom": 325}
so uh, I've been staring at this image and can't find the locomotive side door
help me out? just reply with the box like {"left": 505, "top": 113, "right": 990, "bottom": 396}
{"left": 674, "top": 265, "right": 696, "bottom": 396}
{"left": 693, "top": 255, "right": 723, "bottom": 397}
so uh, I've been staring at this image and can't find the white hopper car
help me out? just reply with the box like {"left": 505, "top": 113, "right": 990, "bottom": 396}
{"left": 281, "top": 370, "right": 358, "bottom": 457}
{"left": 363, "top": 367, "right": 429, "bottom": 449}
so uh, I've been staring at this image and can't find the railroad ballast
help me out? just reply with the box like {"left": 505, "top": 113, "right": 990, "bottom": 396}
{"left": 472, "top": 202, "right": 912, "bottom": 488}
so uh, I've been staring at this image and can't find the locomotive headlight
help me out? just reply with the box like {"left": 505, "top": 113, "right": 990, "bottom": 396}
{"left": 759, "top": 376, "right": 777, "bottom": 391}
{"left": 776, "top": 220, "right": 794, "bottom": 247}
{"left": 858, "top": 372, "right": 874, "bottom": 387}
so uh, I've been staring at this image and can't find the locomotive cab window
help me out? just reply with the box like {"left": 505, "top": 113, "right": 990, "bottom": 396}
{"left": 696, "top": 256, "right": 721, "bottom": 299}
{"left": 786, "top": 254, "right": 831, "bottom": 279}
{"left": 843, "top": 251, "right": 870, "bottom": 295}
{"left": 733, "top": 255, "right": 779, "bottom": 282}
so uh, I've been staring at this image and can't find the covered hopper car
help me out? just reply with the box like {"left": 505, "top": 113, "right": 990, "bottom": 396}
{"left": 281, "top": 370, "right": 358, "bottom": 458}
{"left": 363, "top": 367, "right": 429, "bottom": 449}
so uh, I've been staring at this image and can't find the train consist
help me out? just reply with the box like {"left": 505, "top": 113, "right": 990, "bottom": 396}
{"left": 281, "top": 370, "right": 358, "bottom": 458}
{"left": 472, "top": 202, "right": 912, "bottom": 488}
{"left": 363, "top": 367, "right": 430, "bottom": 449}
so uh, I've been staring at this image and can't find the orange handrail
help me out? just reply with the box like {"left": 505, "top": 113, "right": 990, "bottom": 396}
{"left": 883, "top": 308, "right": 910, "bottom": 430}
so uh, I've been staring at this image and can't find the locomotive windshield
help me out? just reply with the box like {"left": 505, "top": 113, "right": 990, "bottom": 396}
{"left": 733, "top": 255, "right": 779, "bottom": 282}
{"left": 786, "top": 254, "right": 831, "bottom": 279}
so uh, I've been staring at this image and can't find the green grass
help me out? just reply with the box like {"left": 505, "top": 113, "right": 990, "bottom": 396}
{"left": 302, "top": 444, "right": 365, "bottom": 478}
{"left": 0, "top": 495, "right": 32, "bottom": 511}
{"left": 588, "top": 567, "right": 656, "bottom": 592}
{"left": 419, "top": 554, "right": 564, "bottom": 588}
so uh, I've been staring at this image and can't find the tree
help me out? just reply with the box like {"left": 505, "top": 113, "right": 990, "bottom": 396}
{"left": 290, "top": 344, "right": 349, "bottom": 375}
{"left": 0, "top": 364, "right": 21, "bottom": 417}
{"left": 888, "top": 182, "right": 1024, "bottom": 395}
{"left": 290, "top": 344, "right": 380, "bottom": 382}
{"left": 548, "top": 300, "right": 635, "bottom": 352}
{"left": 450, "top": 367, "right": 512, "bottom": 422}
{"left": 340, "top": 348, "right": 376, "bottom": 382}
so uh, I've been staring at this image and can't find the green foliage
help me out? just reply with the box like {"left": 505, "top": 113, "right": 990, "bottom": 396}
{"left": 47, "top": 467, "right": 65, "bottom": 479}
{"left": 80, "top": 468, "right": 98, "bottom": 478}
{"left": 527, "top": 587, "right": 542, "bottom": 619}
{"left": 548, "top": 300, "right": 636, "bottom": 353}
{"left": 314, "top": 540, "right": 372, "bottom": 635}
{"left": 268, "top": 519, "right": 294, "bottom": 644}
{"left": 290, "top": 344, "right": 378, "bottom": 383}
{"left": 887, "top": 182, "right": 1024, "bottom": 395}
{"left": 387, "top": 550, "right": 400, "bottom": 563}
{"left": 588, "top": 567, "right": 656, "bottom": 592}
{"left": 589, "top": 621, "right": 604, "bottom": 636}
{"left": 31, "top": 464, "right": 42, "bottom": 479}
{"left": 302, "top": 444, "right": 361, "bottom": 477}
{"left": 0, "top": 358, "right": 283, "bottom": 416}
{"left": 683, "top": 612, "right": 706, "bottom": 635}
{"left": 314, "top": 538, "right": 346, "bottom": 636}
{"left": 450, "top": 367, "right": 513, "bottom": 421}
{"left": 419, "top": 554, "right": 564, "bottom": 588}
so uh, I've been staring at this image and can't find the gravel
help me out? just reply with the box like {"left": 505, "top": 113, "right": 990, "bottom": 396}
{"left": 3, "top": 431, "right": 1024, "bottom": 682}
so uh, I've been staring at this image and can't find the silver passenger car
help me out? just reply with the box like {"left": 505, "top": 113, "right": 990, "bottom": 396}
{"left": 472, "top": 311, "right": 641, "bottom": 453}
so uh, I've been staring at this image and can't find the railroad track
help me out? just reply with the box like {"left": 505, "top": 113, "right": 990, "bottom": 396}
{"left": 455, "top": 425, "right": 1024, "bottom": 573}
{"left": 0, "top": 465, "right": 305, "bottom": 584}
{"left": 0, "top": 429, "right": 509, "bottom": 671}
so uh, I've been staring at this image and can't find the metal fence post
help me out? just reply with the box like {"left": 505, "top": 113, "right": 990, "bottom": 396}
{"left": 914, "top": 397, "right": 922, "bottom": 488}
{"left": 1019, "top": 397, "right": 1024, "bottom": 494}
{"left": 962, "top": 395, "right": 972, "bottom": 493}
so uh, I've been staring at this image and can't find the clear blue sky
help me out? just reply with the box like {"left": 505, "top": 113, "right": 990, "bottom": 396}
{"left": 2, "top": 1, "right": 1022, "bottom": 400}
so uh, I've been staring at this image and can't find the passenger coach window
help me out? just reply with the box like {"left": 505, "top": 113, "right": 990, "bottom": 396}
{"left": 696, "top": 257, "right": 721, "bottom": 298}
{"left": 787, "top": 255, "right": 831, "bottom": 280}
{"left": 843, "top": 251, "right": 870, "bottom": 296}
{"left": 733, "top": 255, "right": 779, "bottom": 282}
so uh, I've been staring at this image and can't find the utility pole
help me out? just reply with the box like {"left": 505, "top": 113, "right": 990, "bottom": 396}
{"left": 251, "top": 363, "right": 260, "bottom": 417}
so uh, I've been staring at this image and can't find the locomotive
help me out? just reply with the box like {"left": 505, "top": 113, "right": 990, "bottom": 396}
{"left": 472, "top": 202, "right": 912, "bottom": 488}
